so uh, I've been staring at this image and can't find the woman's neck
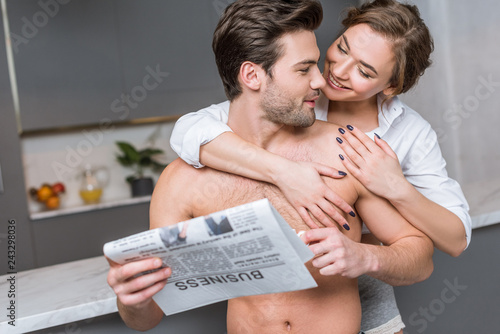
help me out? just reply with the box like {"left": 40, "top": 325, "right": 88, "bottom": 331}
{"left": 327, "top": 95, "right": 379, "bottom": 133}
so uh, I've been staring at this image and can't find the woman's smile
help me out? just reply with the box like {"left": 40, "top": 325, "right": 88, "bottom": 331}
{"left": 327, "top": 71, "right": 349, "bottom": 90}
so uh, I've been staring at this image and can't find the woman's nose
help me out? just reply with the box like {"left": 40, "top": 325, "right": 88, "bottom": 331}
{"left": 332, "top": 58, "right": 351, "bottom": 81}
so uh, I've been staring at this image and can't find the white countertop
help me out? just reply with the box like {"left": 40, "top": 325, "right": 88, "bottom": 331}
{"left": 0, "top": 256, "right": 117, "bottom": 334}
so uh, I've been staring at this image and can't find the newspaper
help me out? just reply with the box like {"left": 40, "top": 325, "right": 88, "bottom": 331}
{"left": 103, "top": 198, "right": 317, "bottom": 315}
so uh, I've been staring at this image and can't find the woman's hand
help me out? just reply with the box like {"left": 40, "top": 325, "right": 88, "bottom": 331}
{"left": 273, "top": 160, "right": 355, "bottom": 231}
{"left": 337, "top": 125, "right": 407, "bottom": 200}
{"left": 337, "top": 125, "right": 408, "bottom": 200}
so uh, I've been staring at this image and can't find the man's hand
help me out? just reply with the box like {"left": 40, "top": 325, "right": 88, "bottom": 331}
{"left": 106, "top": 257, "right": 171, "bottom": 308}
{"left": 274, "top": 161, "right": 355, "bottom": 230}
{"left": 300, "top": 227, "right": 377, "bottom": 278}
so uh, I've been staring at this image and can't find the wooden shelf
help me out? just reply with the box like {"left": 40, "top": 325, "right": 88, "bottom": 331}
{"left": 29, "top": 195, "right": 151, "bottom": 221}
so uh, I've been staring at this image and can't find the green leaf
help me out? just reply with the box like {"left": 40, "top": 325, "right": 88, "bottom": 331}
{"left": 116, "top": 142, "right": 140, "bottom": 163}
{"left": 139, "top": 148, "right": 164, "bottom": 156}
{"left": 116, "top": 141, "right": 166, "bottom": 181}
{"left": 139, "top": 156, "right": 152, "bottom": 166}
{"left": 116, "top": 155, "right": 134, "bottom": 166}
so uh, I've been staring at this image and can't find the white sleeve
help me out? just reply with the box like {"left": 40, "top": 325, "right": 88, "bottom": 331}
{"left": 170, "top": 101, "right": 231, "bottom": 168}
{"left": 403, "top": 124, "right": 472, "bottom": 249}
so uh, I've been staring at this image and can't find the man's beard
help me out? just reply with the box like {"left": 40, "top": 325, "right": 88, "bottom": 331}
{"left": 260, "top": 79, "right": 317, "bottom": 128}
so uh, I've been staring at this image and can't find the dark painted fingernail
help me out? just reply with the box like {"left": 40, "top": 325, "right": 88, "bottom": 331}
{"left": 339, "top": 154, "right": 344, "bottom": 161}
{"left": 336, "top": 137, "right": 343, "bottom": 144}
{"left": 338, "top": 127, "right": 345, "bottom": 134}
{"left": 347, "top": 125, "right": 354, "bottom": 131}
{"left": 375, "top": 133, "right": 381, "bottom": 139}
{"left": 343, "top": 224, "right": 350, "bottom": 231}
{"left": 349, "top": 211, "right": 356, "bottom": 217}
{"left": 338, "top": 170, "right": 347, "bottom": 176}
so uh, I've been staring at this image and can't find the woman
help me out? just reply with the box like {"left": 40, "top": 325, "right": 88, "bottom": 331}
{"left": 170, "top": 0, "right": 471, "bottom": 332}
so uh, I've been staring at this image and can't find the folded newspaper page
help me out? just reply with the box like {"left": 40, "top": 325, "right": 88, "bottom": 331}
{"left": 103, "top": 198, "right": 317, "bottom": 315}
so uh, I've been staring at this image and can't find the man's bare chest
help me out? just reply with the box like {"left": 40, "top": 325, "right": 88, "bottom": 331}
{"left": 192, "top": 172, "right": 307, "bottom": 232}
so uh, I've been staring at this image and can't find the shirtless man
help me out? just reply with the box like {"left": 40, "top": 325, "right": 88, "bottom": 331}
{"left": 106, "top": 1, "right": 433, "bottom": 333}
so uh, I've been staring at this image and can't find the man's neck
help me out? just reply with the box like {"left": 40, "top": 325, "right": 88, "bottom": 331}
{"left": 227, "top": 95, "right": 284, "bottom": 149}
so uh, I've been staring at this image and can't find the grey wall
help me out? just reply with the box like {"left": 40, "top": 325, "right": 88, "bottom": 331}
{"left": 9, "top": 0, "right": 227, "bottom": 133}
{"left": 396, "top": 223, "right": 500, "bottom": 334}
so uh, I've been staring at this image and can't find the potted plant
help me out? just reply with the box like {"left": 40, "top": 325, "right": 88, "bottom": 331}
{"left": 115, "top": 141, "right": 167, "bottom": 197}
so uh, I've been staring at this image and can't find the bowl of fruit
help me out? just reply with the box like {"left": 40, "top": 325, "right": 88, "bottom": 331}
{"left": 29, "top": 182, "right": 66, "bottom": 210}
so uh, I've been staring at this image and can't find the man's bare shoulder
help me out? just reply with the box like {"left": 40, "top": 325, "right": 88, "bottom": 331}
{"left": 288, "top": 120, "right": 344, "bottom": 144}
{"left": 151, "top": 158, "right": 249, "bottom": 228}
{"left": 156, "top": 158, "right": 233, "bottom": 193}
{"left": 150, "top": 158, "right": 210, "bottom": 228}
{"left": 286, "top": 120, "right": 350, "bottom": 164}
{"left": 159, "top": 158, "right": 206, "bottom": 179}
{"left": 310, "top": 120, "right": 344, "bottom": 135}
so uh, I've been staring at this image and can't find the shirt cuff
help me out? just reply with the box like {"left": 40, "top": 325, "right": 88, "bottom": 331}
{"left": 179, "top": 123, "right": 233, "bottom": 168}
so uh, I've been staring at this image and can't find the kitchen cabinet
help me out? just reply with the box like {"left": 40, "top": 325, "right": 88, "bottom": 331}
{"left": 8, "top": 0, "right": 226, "bottom": 133}
{"left": 8, "top": 0, "right": 123, "bottom": 132}
{"left": 113, "top": 0, "right": 226, "bottom": 121}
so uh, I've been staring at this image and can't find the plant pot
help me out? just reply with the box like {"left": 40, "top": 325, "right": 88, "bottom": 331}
{"left": 130, "top": 177, "right": 154, "bottom": 197}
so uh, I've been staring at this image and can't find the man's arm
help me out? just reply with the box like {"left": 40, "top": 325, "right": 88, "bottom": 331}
{"left": 355, "top": 184, "right": 434, "bottom": 285}
{"left": 107, "top": 159, "right": 196, "bottom": 330}
{"left": 302, "top": 180, "right": 434, "bottom": 286}
{"left": 359, "top": 233, "right": 434, "bottom": 285}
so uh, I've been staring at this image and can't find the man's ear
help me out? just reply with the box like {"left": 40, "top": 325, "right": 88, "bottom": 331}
{"left": 239, "top": 61, "right": 264, "bottom": 91}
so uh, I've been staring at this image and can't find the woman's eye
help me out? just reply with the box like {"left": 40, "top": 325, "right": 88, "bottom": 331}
{"left": 358, "top": 68, "right": 371, "bottom": 79}
{"left": 337, "top": 43, "right": 347, "bottom": 54}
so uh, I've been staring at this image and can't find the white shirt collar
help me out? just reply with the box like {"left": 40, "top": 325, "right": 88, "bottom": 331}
{"left": 314, "top": 92, "right": 329, "bottom": 121}
{"left": 363, "top": 94, "right": 405, "bottom": 139}
{"left": 315, "top": 92, "right": 405, "bottom": 138}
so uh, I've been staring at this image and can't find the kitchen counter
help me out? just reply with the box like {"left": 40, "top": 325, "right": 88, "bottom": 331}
{"left": 0, "top": 209, "right": 497, "bottom": 333}
{"left": 0, "top": 256, "right": 116, "bottom": 334}
{"left": 30, "top": 195, "right": 151, "bottom": 220}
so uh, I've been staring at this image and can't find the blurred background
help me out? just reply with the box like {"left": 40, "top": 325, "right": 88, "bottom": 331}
{"left": 0, "top": 0, "right": 498, "bottom": 333}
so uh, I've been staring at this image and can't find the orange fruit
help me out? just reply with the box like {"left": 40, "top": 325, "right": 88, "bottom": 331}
{"left": 37, "top": 185, "right": 54, "bottom": 202}
{"left": 45, "top": 196, "right": 60, "bottom": 210}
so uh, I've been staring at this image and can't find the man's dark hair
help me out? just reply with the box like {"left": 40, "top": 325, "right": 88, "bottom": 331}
{"left": 213, "top": 0, "right": 323, "bottom": 100}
